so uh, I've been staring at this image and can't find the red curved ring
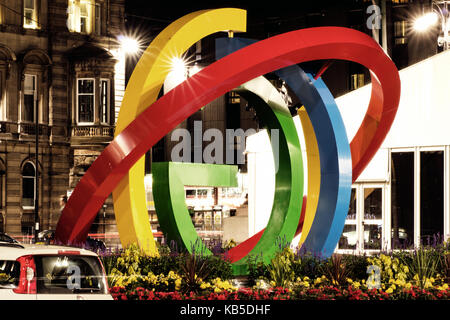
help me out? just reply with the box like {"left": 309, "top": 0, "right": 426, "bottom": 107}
{"left": 55, "top": 27, "right": 400, "bottom": 247}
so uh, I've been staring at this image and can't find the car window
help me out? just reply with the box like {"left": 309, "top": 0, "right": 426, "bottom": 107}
{"left": 34, "top": 255, "right": 107, "bottom": 294}
{"left": 0, "top": 260, "right": 20, "bottom": 288}
{"left": 0, "top": 234, "right": 17, "bottom": 243}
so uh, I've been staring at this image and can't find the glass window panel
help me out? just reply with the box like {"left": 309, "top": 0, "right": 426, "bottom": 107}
{"left": 391, "top": 152, "right": 414, "bottom": 249}
{"left": 347, "top": 188, "right": 356, "bottom": 220}
{"left": 350, "top": 73, "right": 364, "bottom": 90}
{"left": 78, "top": 95, "right": 94, "bottom": 123}
{"left": 338, "top": 225, "right": 357, "bottom": 250}
{"left": 420, "top": 151, "right": 444, "bottom": 245}
{"left": 100, "top": 79, "right": 108, "bottom": 123}
{"left": 80, "top": 17, "right": 87, "bottom": 33}
{"left": 364, "top": 224, "right": 382, "bottom": 250}
{"left": 364, "top": 188, "right": 382, "bottom": 220}
{"left": 78, "top": 79, "right": 93, "bottom": 94}
{"left": 23, "top": 162, "right": 35, "bottom": 176}
{"left": 24, "top": 74, "right": 35, "bottom": 92}
{"left": 95, "top": 4, "right": 101, "bottom": 35}
{"left": 0, "top": 260, "right": 20, "bottom": 288}
{"left": 22, "top": 162, "right": 35, "bottom": 208}
{"left": 23, "top": 94, "right": 35, "bottom": 122}
{"left": 35, "top": 255, "right": 107, "bottom": 294}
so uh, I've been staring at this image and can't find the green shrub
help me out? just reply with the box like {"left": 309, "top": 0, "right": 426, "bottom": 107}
{"left": 140, "top": 254, "right": 181, "bottom": 276}
{"left": 267, "top": 247, "right": 296, "bottom": 288}
{"left": 319, "top": 254, "right": 350, "bottom": 288}
{"left": 291, "top": 252, "right": 323, "bottom": 280}
{"left": 342, "top": 254, "right": 370, "bottom": 281}
{"left": 246, "top": 254, "right": 270, "bottom": 286}
{"left": 178, "top": 253, "right": 211, "bottom": 293}
{"left": 206, "top": 255, "right": 233, "bottom": 281}
{"left": 401, "top": 247, "right": 441, "bottom": 289}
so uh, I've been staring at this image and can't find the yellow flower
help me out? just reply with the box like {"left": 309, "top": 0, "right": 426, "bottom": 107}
{"left": 386, "top": 288, "right": 393, "bottom": 294}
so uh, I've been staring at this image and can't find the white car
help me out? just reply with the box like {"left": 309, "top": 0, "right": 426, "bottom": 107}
{"left": 0, "top": 242, "right": 112, "bottom": 300}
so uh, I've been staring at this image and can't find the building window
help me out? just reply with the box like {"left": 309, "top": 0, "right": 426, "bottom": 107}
{"left": 100, "top": 78, "right": 109, "bottom": 124}
{"left": 94, "top": 3, "right": 101, "bottom": 35}
{"left": 391, "top": 152, "right": 414, "bottom": 249}
{"left": 23, "top": 74, "right": 37, "bottom": 122}
{"left": 68, "top": 0, "right": 97, "bottom": 34}
{"left": 339, "top": 188, "right": 357, "bottom": 250}
{"left": 22, "top": 162, "right": 36, "bottom": 209}
{"left": 350, "top": 73, "right": 365, "bottom": 90}
{"left": 77, "top": 78, "right": 94, "bottom": 123}
{"left": 394, "top": 21, "right": 408, "bottom": 45}
{"left": 23, "top": 0, "right": 38, "bottom": 29}
{"left": 420, "top": 151, "right": 444, "bottom": 244}
{"left": 337, "top": 184, "right": 385, "bottom": 253}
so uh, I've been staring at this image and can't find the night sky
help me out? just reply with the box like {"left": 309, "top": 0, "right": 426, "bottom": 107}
{"left": 124, "top": 1, "right": 372, "bottom": 40}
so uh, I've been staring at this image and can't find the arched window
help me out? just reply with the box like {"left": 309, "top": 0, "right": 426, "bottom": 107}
{"left": 22, "top": 162, "right": 36, "bottom": 209}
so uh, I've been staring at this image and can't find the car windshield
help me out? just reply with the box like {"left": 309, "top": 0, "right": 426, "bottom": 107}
{"left": 35, "top": 255, "right": 107, "bottom": 294}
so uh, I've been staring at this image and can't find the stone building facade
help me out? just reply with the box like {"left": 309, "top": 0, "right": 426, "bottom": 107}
{"left": 0, "top": 0, "right": 125, "bottom": 242}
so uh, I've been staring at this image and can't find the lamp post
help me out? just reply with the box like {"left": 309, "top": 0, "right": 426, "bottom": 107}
{"left": 34, "top": 86, "right": 39, "bottom": 244}
{"left": 414, "top": 0, "right": 450, "bottom": 50}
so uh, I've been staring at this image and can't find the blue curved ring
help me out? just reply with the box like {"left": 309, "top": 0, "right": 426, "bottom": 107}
{"left": 216, "top": 37, "right": 352, "bottom": 258}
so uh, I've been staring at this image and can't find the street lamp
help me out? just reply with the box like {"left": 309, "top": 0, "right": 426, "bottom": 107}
{"left": 118, "top": 35, "right": 141, "bottom": 56}
{"left": 413, "top": 0, "right": 450, "bottom": 50}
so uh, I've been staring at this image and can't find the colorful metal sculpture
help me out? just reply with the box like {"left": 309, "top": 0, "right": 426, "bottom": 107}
{"left": 216, "top": 38, "right": 352, "bottom": 258}
{"left": 55, "top": 9, "right": 400, "bottom": 275}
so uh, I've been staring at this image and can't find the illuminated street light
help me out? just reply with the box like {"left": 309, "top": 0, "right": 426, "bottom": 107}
{"left": 118, "top": 35, "right": 141, "bottom": 56}
{"left": 170, "top": 56, "right": 188, "bottom": 77}
{"left": 164, "top": 56, "right": 202, "bottom": 94}
{"left": 413, "top": 1, "right": 450, "bottom": 50}
{"left": 413, "top": 12, "right": 439, "bottom": 32}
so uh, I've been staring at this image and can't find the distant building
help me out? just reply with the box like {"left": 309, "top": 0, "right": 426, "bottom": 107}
{"left": 143, "top": 0, "right": 441, "bottom": 171}
{"left": 0, "top": 0, "right": 125, "bottom": 243}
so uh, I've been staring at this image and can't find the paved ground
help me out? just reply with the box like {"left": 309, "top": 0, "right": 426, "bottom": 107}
{"left": 223, "top": 205, "right": 248, "bottom": 244}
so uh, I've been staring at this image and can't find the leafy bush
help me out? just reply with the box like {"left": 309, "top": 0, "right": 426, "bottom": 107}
{"left": 178, "top": 253, "right": 211, "bottom": 293}
{"left": 342, "top": 254, "right": 370, "bottom": 281}
{"left": 319, "top": 254, "right": 350, "bottom": 288}
{"left": 246, "top": 253, "right": 270, "bottom": 286}
{"left": 400, "top": 247, "right": 441, "bottom": 289}
{"left": 140, "top": 254, "right": 181, "bottom": 276}
{"left": 291, "top": 252, "right": 324, "bottom": 280}
{"left": 266, "top": 247, "right": 296, "bottom": 288}
{"left": 206, "top": 255, "right": 233, "bottom": 281}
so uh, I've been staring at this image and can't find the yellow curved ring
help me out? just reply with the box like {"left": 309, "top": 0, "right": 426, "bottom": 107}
{"left": 113, "top": 9, "right": 247, "bottom": 255}
{"left": 297, "top": 106, "right": 321, "bottom": 247}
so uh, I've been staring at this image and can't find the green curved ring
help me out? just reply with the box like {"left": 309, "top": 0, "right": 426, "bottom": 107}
{"left": 152, "top": 76, "right": 303, "bottom": 274}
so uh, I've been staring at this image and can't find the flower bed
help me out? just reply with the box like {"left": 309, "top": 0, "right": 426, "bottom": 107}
{"left": 109, "top": 284, "right": 450, "bottom": 301}
{"left": 101, "top": 242, "right": 450, "bottom": 300}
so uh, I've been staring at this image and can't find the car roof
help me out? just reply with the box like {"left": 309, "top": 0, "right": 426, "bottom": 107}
{"left": 0, "top": 243, "right": 98, "bottom": 260}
